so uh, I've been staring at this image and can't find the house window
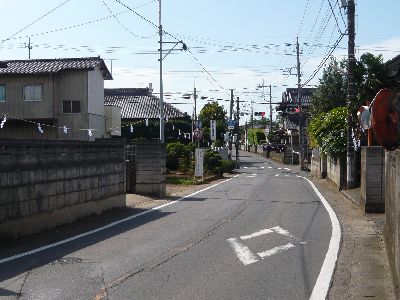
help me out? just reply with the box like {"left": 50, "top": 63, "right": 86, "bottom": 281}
{"left": 23, "top": 84, "right": 42, "bottom": 101}
{"left": 0, "top": 85, "right": 5, "bottom": 102}
{"left": 63, "top": 100, "right": 81, "bottom": 114}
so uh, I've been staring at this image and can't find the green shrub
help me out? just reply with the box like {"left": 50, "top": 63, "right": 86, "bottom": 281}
{"left": 166, "top": 142, "right": 192, "bottom": 171}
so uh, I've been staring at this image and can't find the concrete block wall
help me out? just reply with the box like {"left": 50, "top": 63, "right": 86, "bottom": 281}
{"left": 360, "top": 146, "right": 385, "bottom": 213}
{"left": 384, "top": 149, "right": 400, "bottom": 297}
{"left": 327, "top": 155, "right": 344, "bottom": 188}
{"left": 135, "top": 140, "right": 166, "bottom": 197}
{"left": 310, "top": 150, "right": 327, "bottom": 179}
{"left": 0, "top": 139, "right": 126, "bottom": 240}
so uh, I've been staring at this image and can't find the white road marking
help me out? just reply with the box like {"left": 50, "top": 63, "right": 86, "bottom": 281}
{"left": 268, "top": 167, "right": 272, "bottom": 169}
{"left": 305, "top": 177, "right": 341, "bottom": 300}
{"left": 285, "top": 175, "right": 290, "bottom": 177}
{"left": 251, "top": 173, "right": 257, "bottom": 176}
{"left": 284, "top": 168, "right": 291, "bottom": 171}
{"left": 260, "top": 167, "right": 265, "bottom": 169}
{"left": 228, "top": 226, "right": 306, "bottom": 265}
{"left": 274, "top": 174, "right": 280, "bottom": 177}
{"left": 240, "top": 228, "right": 273, "bottom": 240}
{"left": 296, "top": 175, "right": 302, "bottom": 178}
{"left": 258, "top": 243, "right": 295, "bottom": 258}
{"left": 245, "top": 176, "right": 256, "bottom": 178}
{"left": 226, "top": 238, "right": 259, "bottom": 265}
{"left": 243, "top": 167, "right": 248, "bottom": 169}
{"left": 0, "top": 175, "right": 240, "bottom": 265}
{"left": 278, "top": 167, "right": 282, "bottom": 170}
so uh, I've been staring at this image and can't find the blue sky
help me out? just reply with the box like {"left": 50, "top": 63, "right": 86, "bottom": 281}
{"left": 1, "top": 0, "right": 399, "bottom": 124}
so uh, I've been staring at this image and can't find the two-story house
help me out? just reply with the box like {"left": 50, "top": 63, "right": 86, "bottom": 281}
{"left": 0, "top": 57, "right": 115, "bottom": 141}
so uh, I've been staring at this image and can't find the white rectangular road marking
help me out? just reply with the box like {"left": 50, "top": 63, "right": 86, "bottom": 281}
{"left": 240, "top": 228, "right": 273, "bottom": 240}
{"left": 268, "top": 167, "right": 272, "bottom": 169}
{"left": 227, "top": 238, "right": 259, "bottom": 265}
{"left": 258, "top": 243, "right": 295, "bottom": 258}
{"left": 284, "top": 168, "right": 291, "bottom": 171}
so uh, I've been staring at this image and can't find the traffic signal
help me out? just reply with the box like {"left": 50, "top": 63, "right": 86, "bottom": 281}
{"left": 285, "top": 107, "right": 300, "bottom": 114}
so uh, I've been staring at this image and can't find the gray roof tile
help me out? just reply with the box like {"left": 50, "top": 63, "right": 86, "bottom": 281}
{"left": 104, "top": 88, "right": 185, "bottom": 119}
{"left": 0, "top": 57, "right": 112, "bottom": 79}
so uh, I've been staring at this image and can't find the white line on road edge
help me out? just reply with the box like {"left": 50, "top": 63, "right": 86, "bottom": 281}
{"left": 0, "top": 175, "right": 240, "bottom": 265}
{"left": 305, "top": 177, "right": 341, "bottom": 300}
{"left": 227, "top": 238, "right": 259, "bottom": 265}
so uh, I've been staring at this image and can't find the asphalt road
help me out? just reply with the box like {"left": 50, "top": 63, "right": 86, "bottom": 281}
{"left": 0, "top": 152, "right": 335, "bottom": 300}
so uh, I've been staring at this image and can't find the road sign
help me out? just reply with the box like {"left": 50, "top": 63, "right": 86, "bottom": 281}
{"left": 228, "top": 119, "right": 235, "bottom": 130}
{"left": 194, "top": 129, "right": 203, "bottom": 140}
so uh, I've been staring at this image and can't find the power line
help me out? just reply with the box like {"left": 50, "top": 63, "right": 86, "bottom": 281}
{"left": 1, "top": 0, "right": 72, "bottom": 45}
{"left": 327, "top": 0, "right": 343, "bottom": 34}
{"left": 302, "top": 33, "right": 345, "bottom": 87}
{"left": 297, "top": 0, "right": 312, "bottom": 37}
{"left": 102, "top": 0, "right": 157, "bottom": 39}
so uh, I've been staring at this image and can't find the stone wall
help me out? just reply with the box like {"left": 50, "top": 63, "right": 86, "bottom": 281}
{"left": 0, "top": 139, "right": 126, "bottom": 240}
{"left": 384, "top": 149, "right": 400, "bottom": 297}
{"left": 360, "top": 146, "right": 385, "bottom": 213}
{"left": 135, "top": 140, "right": 166, "bottom": 197}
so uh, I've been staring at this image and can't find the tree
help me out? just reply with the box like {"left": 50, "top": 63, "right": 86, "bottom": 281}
{"left": 309, "top": 57, "right": 347, "bottom": 115}
{"left": 308, "top": 107, "right": 347, "bottom": 157}
{"left": 353, "top": 52, "right": 392, "bottom": 110}
{"left": 198, "top": 101, "right": 227, "bottom": 145}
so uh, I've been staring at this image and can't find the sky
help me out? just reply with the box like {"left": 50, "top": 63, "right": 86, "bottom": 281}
{"left": 1, "top": 0, "right": 400, "bottom": 125}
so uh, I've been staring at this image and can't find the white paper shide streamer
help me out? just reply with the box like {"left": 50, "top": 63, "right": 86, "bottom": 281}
{"left": 0, "top": 115, "right": 6, "bottom": 128}
{"left": 37, "top": 123, "right": 44, "bottom": 134}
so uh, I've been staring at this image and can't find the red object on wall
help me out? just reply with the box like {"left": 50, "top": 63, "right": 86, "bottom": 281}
{"left": 371, "top": 88, "right": 400, "bottom": 151}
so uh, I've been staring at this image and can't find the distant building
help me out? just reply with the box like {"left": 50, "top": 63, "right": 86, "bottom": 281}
{"left": 104, "top": 87, "right": 186, "bottom": 121}
{"left": 0, "top": 57, "right": 113, "bottom": 140}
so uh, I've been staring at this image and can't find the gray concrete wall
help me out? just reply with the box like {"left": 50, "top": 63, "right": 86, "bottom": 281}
{"left": 360, "top": 146, "right": 385, "bottom": 213}
{"left": 384, "top": 149, "right": 400, "bottom": 297}
{"left": 327, "top": 155, "right": 344, "bottom": 187}
{"left": 310, "top": 149, "right": 327, "bottom": 179}
{"left": 0, "top": 139, "right": 126, "bottom": 240}
{"left": 135, "top": 140, "right": 166, "bottom": 197}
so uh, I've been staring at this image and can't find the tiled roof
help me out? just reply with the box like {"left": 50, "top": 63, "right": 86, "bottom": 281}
{"left": 104, "top": 88, "right": 186, "bottom": 119}
{"left": 0, "top": 57, "right": 112, "bottom": 79}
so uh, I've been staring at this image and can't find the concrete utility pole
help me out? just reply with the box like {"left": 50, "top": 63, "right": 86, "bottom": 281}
{"left": 269, "top": 84, "right": 273, "bottom": 134}
{"left": 229, "top": 89, "right": 234, "bottom": 159}
{"left": 235, "top": 96, "right": 240, "bottom": 167}
{"left": 25, "top": 38, "right": 32, "bottom": 59}
{"left": 346, "top": 0, "right": 356, "bottom": 188}
{"left": 158, "top": 0, "right": 164, "bottom": 143}
{"left": 296, "top": 37, "right": 305, "bottom": 171}
{"left": 257, "top": 80, "right": 273, "bottom": 135}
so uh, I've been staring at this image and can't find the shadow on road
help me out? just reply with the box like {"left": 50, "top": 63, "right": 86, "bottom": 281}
{"left": 0, "top": 205, "right": 175, "bottom": 285}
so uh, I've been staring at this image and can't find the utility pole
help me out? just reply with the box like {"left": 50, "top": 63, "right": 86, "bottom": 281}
{"left": 296, "top": 37, "right": 305, "bottom": 171}
{"left": 25, "top": 38, "right": 33, "bottom": 59}
{"left": 158, "top": 0, "right": 164, "bottom": 143}
{"left": 257, "top": 81, "right": 273, "bottom": 135}
{"left": 228, "top": 89, "right": 234, "bottom": 159}
{"left": 235, "top": 96, "right": 240, "bottom": 167}
{"left": 269, "top": 85, "right": 273, "bottom": 134}
{"left": 346, "top": 0, "right": 356, "bottom": 188}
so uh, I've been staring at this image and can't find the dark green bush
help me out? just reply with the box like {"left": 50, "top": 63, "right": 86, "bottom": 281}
{"left": 166, "top": 142, "right": 192, "bottom": 171}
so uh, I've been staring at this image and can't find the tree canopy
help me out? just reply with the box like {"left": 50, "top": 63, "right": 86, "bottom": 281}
{"left": 198, "top": 101, "right": 228, "bottom": 145}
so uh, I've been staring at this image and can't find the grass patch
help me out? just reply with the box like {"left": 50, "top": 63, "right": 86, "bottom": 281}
{"left": 166, "top": 176, "right": 197, "bottom": 185}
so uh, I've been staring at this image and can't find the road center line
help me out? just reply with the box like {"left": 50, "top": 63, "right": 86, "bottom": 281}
{"left": 0, "top": 175, "right": 239, "bottom": 265}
